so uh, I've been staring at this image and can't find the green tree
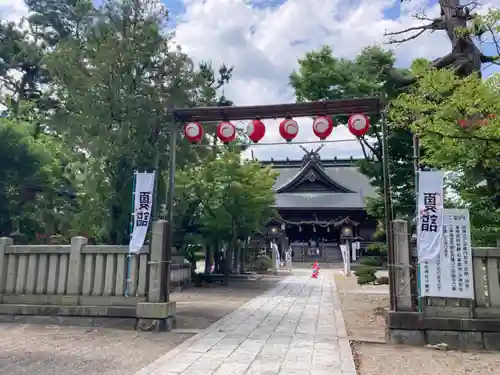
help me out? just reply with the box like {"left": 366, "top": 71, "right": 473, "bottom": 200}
{"left": 0, "top": 0, "right": 234, "bottom": 245}
{"left": 290, "top": 46, "right": 416, "bottom": 231}
{"left": 390, "top": 67, "right": 500, "bottom": 244}
{"left": 0, "top": 118, "right": 44, "bottom": 236}
{"left": 184, "top": 150, "right": 278, "bottom": 282}
{"left": 41, "top": 0, "right": 231, "bottom": 243}
{"left": 0, "top": 116, "right": 82, "bottom": 240}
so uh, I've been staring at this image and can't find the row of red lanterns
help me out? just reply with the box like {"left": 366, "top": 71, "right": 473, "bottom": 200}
{"left": 183, "top": 114, "right": 370, "bottom": 144}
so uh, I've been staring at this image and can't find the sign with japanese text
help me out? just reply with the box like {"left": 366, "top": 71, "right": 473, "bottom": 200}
{"left": 129, "top": 171, "right": 155, "bottom": 253}
{"left": 420, "top": 209, "right": 474, "bottom": 298}
{"left": 417, "top": 171, "right": 444, "bottom": 261}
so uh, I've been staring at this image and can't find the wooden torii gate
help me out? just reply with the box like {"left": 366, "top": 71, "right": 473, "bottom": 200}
{"left": 165, "top": 97, "right": 395, "bottom": 308}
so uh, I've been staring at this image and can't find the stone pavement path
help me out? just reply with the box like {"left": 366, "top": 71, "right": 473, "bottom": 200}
{"left": 135, "top": 270, "right": 356, "bottom": 375}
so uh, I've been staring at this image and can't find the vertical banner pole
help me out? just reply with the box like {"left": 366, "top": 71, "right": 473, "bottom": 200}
{"left": 413, "top": 133, "right": 423, "bottom": 312}
{"left": 381, "top": 111, "right": 396, "bottom": 311}
{"left": 162, "top": 128, "right": 177, "bottom": 302}
{"left": 125, "top": 171, "right": 138, "bottom": 297}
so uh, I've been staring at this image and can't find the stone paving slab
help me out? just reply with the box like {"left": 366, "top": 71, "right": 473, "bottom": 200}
{"left": 135, "top": 271, "right": 355, "bottom": 375}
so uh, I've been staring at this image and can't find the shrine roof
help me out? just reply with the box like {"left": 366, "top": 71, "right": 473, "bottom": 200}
{"left": 274, "top": 192, "right": 366, "bottom": 209}
{"left": 259, "top": 154, "right": 376, "bottom": 210}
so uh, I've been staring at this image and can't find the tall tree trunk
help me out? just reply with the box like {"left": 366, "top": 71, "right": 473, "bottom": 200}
{"left": 239, "top": 239, "right": 247, "bottom": 274}
{"left": 224, "top": 221, "right": 237, "bottom": 285}
{"left": 232, "top": 240, "right": 240, "bottom": 274}
{"left": 214, "top": 245, "right": 222, "bottom": 273}
{"left": 204, "top": 244, "right": 212, "bottom": 274}
{"left": 387, "top": 0, "right": 489, "bottom": 86}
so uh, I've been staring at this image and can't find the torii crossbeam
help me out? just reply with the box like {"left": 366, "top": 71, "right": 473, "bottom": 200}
{"left": 172, "top": 97, "right": 382, "bottom": 123}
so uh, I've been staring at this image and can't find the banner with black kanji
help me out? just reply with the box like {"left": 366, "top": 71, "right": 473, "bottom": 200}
{"left": 129, "top": 171, "right": 155, "bottom": 253}
{"left": 417, "top": 171, "right": 444, "bottom": 261}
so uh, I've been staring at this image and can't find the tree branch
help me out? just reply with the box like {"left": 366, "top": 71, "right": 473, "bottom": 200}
{"left": 480, "top": 54, "right": 500, "bottom": 64}
{"left": 358, "top": 136, "right": 381, "bottom": 161}
{"left": 425, "top": 129, "right": 500, "bottom": 143}
{"left": 384, "top": 18, "right": 446, "bottom": 44}
{"left": 358, "top": 139, "right": 370, "bottom": 160}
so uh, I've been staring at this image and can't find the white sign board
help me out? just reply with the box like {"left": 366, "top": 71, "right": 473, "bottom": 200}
{"left": 272, "top": 242, "right": 280, "bottom": 269}
{"left": 419, "top": 208, "right": 474, "bottom": 298}
{"left": 417, "top": 171, "right": 444, "bottom": 261}
{"left": 351, "top": 241, "right": 359, "bottom": 261}
{"left": 129, "top": 171, "right": 155, "bottom": 253}
{"left": 340, "top": 244, "right": 350, "bottom": 275}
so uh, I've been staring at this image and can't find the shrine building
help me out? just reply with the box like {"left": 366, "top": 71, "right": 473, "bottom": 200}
{"left": 260, "top": 147, "right": 378, "bottom": 263}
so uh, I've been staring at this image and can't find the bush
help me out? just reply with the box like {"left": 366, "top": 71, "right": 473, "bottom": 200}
{"left": 355, "top": 265, "right": 377, "bottom": 285}
{"left": 366, "top": 243, "right": 387, "bottom": 256}
{"left": 377, "top": 276, "right": 389, "bottom": 285}
{"left": 359, "top": 257, "right": 381, "bottom": 267}
{"left": 252, "top": 256, "right": 272, "bottom": 272}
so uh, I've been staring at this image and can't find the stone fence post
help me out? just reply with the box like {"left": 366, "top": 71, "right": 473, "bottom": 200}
{"left": 136, "top": 220, "right": 176, "bottom": 331}
{"left": 66, "top": 236, "right": 87, "bottom": 298}
{"left": 391, "top": 219, "right": 413, "bottom": 310}
{"left": 148, "top": 220, "right": 169, "bottom": 303}
{"left": 0, "top": 237, "right": 13, "bottom": 294}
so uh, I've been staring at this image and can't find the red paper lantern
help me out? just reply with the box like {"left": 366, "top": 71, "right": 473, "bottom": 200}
{"left": 312, "top": 116, "right": 334, "bottom": 140}
{"left": 247, "top": 119, "right": 266, "bottom": 143}
{"left": 279, "top": 118, "right": 299, "bottom": 142}
{"left": 184, "top": 122, "right": 204, "bottom": 143}
{"left": 347, "top": 114, "right": 370, "bottom": 137}
{"left": 217, "top": 121, "right": 236, "bottom": 144}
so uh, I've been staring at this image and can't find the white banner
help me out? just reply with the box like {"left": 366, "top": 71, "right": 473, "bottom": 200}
{"left": 271, "top": 242, "right": 280, "bottom": 269}
{"left": 129, "top": 171, "right": 155, "bottom": 253}
{"left": 351, "top": 242, "right": 358, "bottom": 261}
{"left": 417, "top": 171, "right": 444, "bottom": 261}
{"left": 420, "top": 209, "right": 474, "bottom": 298}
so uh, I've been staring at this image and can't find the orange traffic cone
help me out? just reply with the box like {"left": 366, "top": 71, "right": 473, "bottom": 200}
{"left": 311, "top": 261, "right": 319, "bottom": 278}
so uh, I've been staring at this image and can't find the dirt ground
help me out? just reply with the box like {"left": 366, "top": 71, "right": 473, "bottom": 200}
{"left": 0, "top": 276, "right": 281, "bottom": 375}
{"left": 334, "top": 271, "right": 500, "bottom": 375}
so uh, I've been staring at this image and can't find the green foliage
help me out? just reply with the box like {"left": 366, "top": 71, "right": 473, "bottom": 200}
{"left": 355, "top": 265, "right": 377, "bottom": 285}
{"left": 169, "top": 150, "right": 277, "bottom": 263}
{"left": 366, "top": 242, "right": 388, "bottom": 257}
{"left": 359, "top": 257, "right": 382, "bottom": 267}
{"left": 0, "top": 0, "right": 237, "bottom": 244}
{"left": 0, "top": 117, "right": 84, "bottom": 239}
{"left": 290, "top": 45, "right": 417, "bottom": 227}
{"left": 251, "top": 256, "right": 273, "bottom": 272}
{"left": 390, "top": 68, "right": 500, "bottom": 245}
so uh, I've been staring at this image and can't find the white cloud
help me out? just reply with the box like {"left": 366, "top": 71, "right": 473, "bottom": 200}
{"left": 3, "top": 0, "right": 499, "bottom": 160}
{"left": 172, "top": 0, "right": 449, "bottom": 159}
{"left": 173, "top": 0, "right": 500, "bottom": 160}
{"left": 0, "top": 0, "right": 28, "bottom": 22}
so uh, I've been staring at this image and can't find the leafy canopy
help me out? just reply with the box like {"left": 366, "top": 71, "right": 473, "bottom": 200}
{"left": 390, "top": 67, "right": 500, "bottom": 244}
{"left": 290, "top": 45, "right": 416, "bottom": 229}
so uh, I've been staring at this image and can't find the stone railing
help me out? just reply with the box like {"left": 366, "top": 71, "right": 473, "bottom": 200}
{"left": 171, "top": 263, "right": 192, "bottom": 287}
{"left": 386, "top": 219, "right": 500, "bottom": 350}
{"left": 0, "top": 221, "right": 191, "bottom": 330}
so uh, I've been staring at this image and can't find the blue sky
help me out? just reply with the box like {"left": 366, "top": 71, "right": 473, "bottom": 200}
{"left": 162, "top": 0, "right": 441, "bottom": 25}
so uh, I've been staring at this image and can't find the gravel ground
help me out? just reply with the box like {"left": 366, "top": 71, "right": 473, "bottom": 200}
{"left": 0, "top": 276, "right": 281, "bottom": 375}
{"left": 334, "top": 271, "right": 500, "bottom": 375}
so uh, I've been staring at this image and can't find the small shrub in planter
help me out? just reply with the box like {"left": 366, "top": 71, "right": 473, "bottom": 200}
{"left": 359, "top": 257, "right": 381, "bottom": 267}
{"left": 376, "top": 276, "right": 389, "bottom": 285}
{"left": 355, "top": 265, "right": 377, "bottom": 285}
{"left": 252, "top": 256, "right": 272, "bottom": 272}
